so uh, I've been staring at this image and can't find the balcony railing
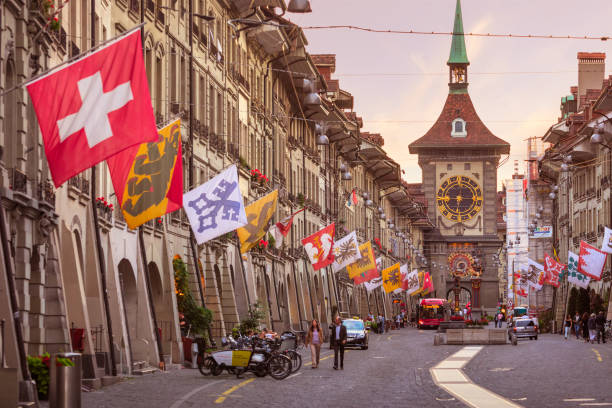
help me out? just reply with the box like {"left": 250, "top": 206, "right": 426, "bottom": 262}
{"left": 37, "top": 180, "right": 55, "bottom": 208}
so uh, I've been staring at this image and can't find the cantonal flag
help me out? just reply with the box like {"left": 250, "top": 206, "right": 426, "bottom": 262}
{"left": 107, "top": 119, "right": 183, "bottom": 229}
{"left": 543, "top": 253, "right": 564, "bottom": 288}
{"left": 579, "top": 240, "right": 607, "bottom": 281}
{"left": 26, "top": 29, "right": 157, "bottom": 187}
{"left": 302, "top": 223, "right": 335, "bottom": 271}
{"left": 350, "top": 242, "right": 379, "bottom": 284}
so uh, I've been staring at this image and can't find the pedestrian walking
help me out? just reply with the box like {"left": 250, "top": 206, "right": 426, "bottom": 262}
{"left": 588, "top": 313, "right": 597, "bottom": 344}
{"left": 497, "top": 312, "right": 504, "bottom": 328}
{"left": 305, "top": 319, "right": 323, "bottom": 369}
{"left": 564, "top": 314, "right": 572, "bottom": 339}
{"left": 581, "top": 312, "right": 590, "bottom": 342}
{"left": 596, "top": 311, "right": 606, "bottom": 344}
{"left": 574, "top": 312, "right": 581, "bottom": 339}
{"left": 329, "top": 316, "right": 347, "bottom": 370}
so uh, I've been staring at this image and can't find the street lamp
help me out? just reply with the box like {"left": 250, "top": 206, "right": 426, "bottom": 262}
{"left": 287, "top": 0, "right": 312, "bottom": 13}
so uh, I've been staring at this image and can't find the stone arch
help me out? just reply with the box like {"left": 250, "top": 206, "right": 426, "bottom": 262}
{"left": 286, "top": 273, "right": 299, "bottom": 326}
{"left": 118, "top": 258, "right": 137, "bottom": 363}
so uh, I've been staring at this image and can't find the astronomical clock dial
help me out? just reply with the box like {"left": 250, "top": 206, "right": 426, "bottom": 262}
{"left": 436, "top": 176, "right": 483, "bottom": 222}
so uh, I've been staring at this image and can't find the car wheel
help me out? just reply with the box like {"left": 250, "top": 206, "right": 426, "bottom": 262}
{"left": 529, "top": 336, "right": 533, "bottom": 340}
{"left": 534, "top": 335, "right": 538, "bottom": 340}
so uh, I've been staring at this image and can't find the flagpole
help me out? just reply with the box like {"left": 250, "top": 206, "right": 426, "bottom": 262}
{"left": 236, "top": 238, "right": 251, "bottom": 307}
{"left": 0, "top": 23, "right": 145, "bottom": 98}
{"left": 89, "top": 0, "right": 117, "bottom": 376}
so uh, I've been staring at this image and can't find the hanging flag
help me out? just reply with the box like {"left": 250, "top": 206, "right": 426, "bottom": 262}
{"left": 183, "top": 165, "right": 247, "bottom": 244}
{"left": 352, "top": 190, "right": 358, "bottom": 205}
{"left": 276, "top": 208, "right": 304, "bottom": 237}
{"left": 26, "top": 29, "right": 158, "bottom": 187}
{"left": 364, "top": 276, "right": 383, "bottom": 292}
{"left": 347, "top": 242, "right": 376, "bottom": 279}
{"left": 602, "top": 227, "right": 612, "bottom": 253}
{"left": 331, "top": 231, "right": 361, "bottom": 272}
{"left": 410, "top": 272, "right": 425, "bottom": 297}
{"left": 382, "top": 263, "right": 402, "bottom": 293}
{"left": 268, "top": 225, "right": 284, "bottom": 249}
{"left": 423, "top": 271, "right": 434, "bottom": 294}
{"left": 351, "top": 247, "right": 380, "bottom": 284}
{"left": 543, "top": 253, "right": 565, "bottom": 288}
{"left": 345, "top": 195, "right": 355, "bottom": 212}
{"left": 568, "top": 251, "right": 590, "bottom": 288}
{"left": 523, "top": 259, "right": 544, "bottom": 291}
{"left": 395, "top": 264, "right": 409, "bottom": 293}
{"left": 579, "top": 240, "right": 607, "bottom": 281}
{"left": 237, "top": 190, "right": 279, "bottom": 253}
{"left": 405, "top": 269, "right": 420, "bottom": 295}
{"left": 107, "top": 119, "right": 183, "bottom": 229}
{"left": 302, "top": 223, "right": 335, "bottom": 271}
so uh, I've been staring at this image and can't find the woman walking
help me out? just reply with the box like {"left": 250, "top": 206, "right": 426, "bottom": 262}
{"left": 581, "top": 312, "right": 590, "bottom": 343}
{"left": 305, "top": 319, "right": 323, "bottom": 369}
{"left": 564, "top": 314, "right": 572, "bottom": 340}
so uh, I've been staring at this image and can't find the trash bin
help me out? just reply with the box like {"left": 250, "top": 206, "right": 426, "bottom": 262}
{"left": 191, "top": 341, "right": 199, "bottom": 369}
{"left": 49, "top": 352, "right": 81, "bottom": 408}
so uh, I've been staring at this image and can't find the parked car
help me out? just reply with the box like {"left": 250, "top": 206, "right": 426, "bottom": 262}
{"left": 508, "top": 317, "right": 538, "bottom": 340}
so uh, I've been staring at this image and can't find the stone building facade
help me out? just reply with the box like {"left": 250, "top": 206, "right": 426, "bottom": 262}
{"left": 0, "top": 0, "right": 430, "bottom": 389}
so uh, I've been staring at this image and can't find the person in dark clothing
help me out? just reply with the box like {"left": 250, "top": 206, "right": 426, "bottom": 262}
{"left": 329, "top": 316, "right": 347, "bottom": 370}
{"left": 596, "top": 311, "right": 606, "bottom": 344}
{"left": 581, "top": 312, "right": 590, "bottom": 342}
{"left": 588, "top": 313, "right": 597, "bottom": 344}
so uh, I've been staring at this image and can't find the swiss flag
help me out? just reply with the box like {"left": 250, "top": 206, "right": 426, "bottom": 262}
{"left": 26, "top": 29, "right": 157, "bottom": 187}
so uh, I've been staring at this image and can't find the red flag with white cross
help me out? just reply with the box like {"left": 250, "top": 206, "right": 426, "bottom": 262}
{"left": 26, "top": 29, "right": 157, "bottom": 187}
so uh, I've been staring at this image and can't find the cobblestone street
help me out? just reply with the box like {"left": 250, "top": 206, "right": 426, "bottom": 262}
{"left": 75, "top": 327, "right": 612, "bottom": 408}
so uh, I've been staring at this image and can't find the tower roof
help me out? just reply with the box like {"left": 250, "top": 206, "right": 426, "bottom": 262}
{"left": 447, "top": 0, "right": 469, "bottom": 65}
{"left": 408, "top": 93, "right": 510, "bottom": 153}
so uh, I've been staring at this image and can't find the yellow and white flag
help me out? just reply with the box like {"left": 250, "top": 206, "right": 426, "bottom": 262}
{"left": 237, "top": 190, "right": 278, "bottom": 253}
{"left": 382, "top": 263, "right": 402, "bottom": 293}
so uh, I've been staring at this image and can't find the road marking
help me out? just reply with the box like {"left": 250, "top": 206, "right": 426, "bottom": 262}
{"left": 169, "top": 380, "right": 224, "bottom": 408}
{"left": 489, "top": 368, "right": 514, "bottom": 372}
{"left": 214, "top": 378, "right": 255, "bottom": 404}
{"left": 592, "top": 349, "right": 603, "bottom": 362}
{"left": 512, "top": 398, "right": 527, "bottom": 401}
{"left": 287, "top": 371, "right": 303, "bottom": 380}
{"left": 565, "top": 399, "right": 596, "bottom": 402}
{"left": 304, "top": 351, "right": 333, "bottom": 366}
{"left": 580, "top": 404, "right": 612, "bottom": 406}
{"left": 436, "top": 397, "right": 456, "bottom": 401}
{"left": 387, "top": 335, "right": 393, "bottom": 340}
{"left": 431, "top": 346, "right": 523, "bottom": 408}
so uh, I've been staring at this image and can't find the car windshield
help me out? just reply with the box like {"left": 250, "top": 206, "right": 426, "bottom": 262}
{"left": 343, "top": 321, "right": 364, "bottom": 331}
{"left": 515, "top": 320, "right": 534, "bottom": 327}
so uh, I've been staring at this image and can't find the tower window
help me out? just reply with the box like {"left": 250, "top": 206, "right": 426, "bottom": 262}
{"left": 451, "top": 118, "right": 467, "bottom": 137}
{"left": 447, "top": 164, "right": 453, "bottom": 171}
{"left": 464, "top": 163, "right": 471, "bottom": 170}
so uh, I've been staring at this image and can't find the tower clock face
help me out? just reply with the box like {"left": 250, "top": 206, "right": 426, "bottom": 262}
{"left": 436, "top": 176, "right": 483, "bottom": 222}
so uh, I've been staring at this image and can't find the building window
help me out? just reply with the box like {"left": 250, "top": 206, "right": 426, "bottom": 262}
{"left": 451, "top": 118, "right": 467, "bottom": 137}
{"left": 447, "top": 164, "right": 452, "bottom": 171}
{"left": 464, "top": 163, "right": 471, "bottom": 170}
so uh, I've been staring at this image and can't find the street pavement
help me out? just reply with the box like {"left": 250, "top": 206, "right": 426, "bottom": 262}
{"left": 465, "top": 330, "right": 612, "bottom": 408}
{"left": 75, "top": 326, "right": 612, "bottom": 408}
{"left": 80, "top": 327, "right": 464, "bottom": 408}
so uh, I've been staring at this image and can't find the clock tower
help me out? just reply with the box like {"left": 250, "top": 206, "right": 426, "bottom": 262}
{"left": 408, "top": 0, "right": 510, "bottom": 312}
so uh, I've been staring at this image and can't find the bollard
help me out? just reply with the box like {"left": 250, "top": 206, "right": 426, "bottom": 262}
{"left": 511, "top": 334, "right": 518, "bottom": 346}
{"left": 49, "top": 352, "right": 82, "bottom": 408}
{"left": 433, "top": 334, "right": 441, "bottom": 346}
{"left": 191, "top": 341, "right": 199, "bottom": 369}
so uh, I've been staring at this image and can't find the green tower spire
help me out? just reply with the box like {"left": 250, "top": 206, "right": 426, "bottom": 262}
{"left": 447, "top": 0, "right": 469, "bottom": 65}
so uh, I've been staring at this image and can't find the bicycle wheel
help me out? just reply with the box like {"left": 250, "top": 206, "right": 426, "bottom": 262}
{"left": 267, "top": 355, "right": 292, "bottom": 380}
{"left": 286, "top": 350, "right": 302, "bottom": 372}
{"left": 198, "top": 356, "right": 220, "bottom": 376}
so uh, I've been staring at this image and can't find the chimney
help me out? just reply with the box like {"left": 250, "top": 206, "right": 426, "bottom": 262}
{"left": 577, "top": 52, "right": 605, "bottom": 109}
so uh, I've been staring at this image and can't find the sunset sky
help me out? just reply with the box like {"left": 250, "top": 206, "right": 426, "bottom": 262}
{"left": 290, "top": 0, "right": 612, "bottom": 187}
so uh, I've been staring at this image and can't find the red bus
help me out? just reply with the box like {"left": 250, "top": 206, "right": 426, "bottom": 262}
{"left": 417, "top": 298, "right": 447, "bottom": 329}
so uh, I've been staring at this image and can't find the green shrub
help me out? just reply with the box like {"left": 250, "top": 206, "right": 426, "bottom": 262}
{"left": 239, "top": 301, "right": 267, "bottom": 334}
{"left": 173, "top": 257, "right": 213, "bottom": 337}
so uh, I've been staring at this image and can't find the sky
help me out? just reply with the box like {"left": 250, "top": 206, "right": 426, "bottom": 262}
{"left": 289, "top": 0, "right": 612, "bottom": 187}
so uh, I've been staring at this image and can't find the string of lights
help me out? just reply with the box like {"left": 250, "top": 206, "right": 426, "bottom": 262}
{"left": 300, "top": 25, "right": 612, "bottom": 41}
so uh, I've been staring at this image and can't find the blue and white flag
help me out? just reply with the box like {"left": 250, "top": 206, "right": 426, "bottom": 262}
{"left": 183, "top": 165, "right": 247, "bottom": 244}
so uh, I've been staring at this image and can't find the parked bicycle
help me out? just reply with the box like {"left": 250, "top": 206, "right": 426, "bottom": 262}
{"left": 198, "top": 335, "right": 292, "bottom": 380}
